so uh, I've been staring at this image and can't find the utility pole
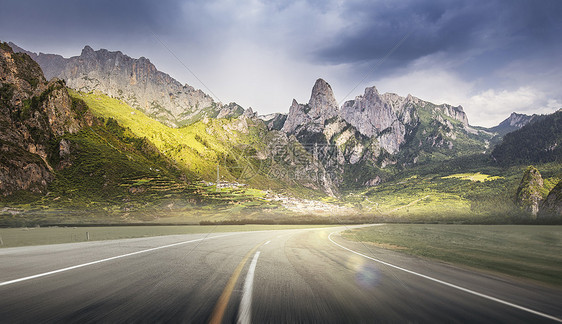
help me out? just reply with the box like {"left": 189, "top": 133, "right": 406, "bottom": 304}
{"left": 216, "top": 164, "right": 220, "bottom": 191}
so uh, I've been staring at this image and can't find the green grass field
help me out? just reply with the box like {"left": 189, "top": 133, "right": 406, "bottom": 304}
{"left": 0, "top": 224, "right": 336, "bottom": 248}
{"left": 343, "top": 224, "right": 562, "bottom": 286}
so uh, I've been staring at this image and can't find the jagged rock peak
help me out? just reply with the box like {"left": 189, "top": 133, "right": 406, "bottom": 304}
{"left": 242, "top": 107, "right": 256, "bottom": 118}
{"left": 81, "top": 45, "right": 95, "bottom": 56}
{"left": 340, "top": 85, "right": 412, "bottom": 153}
{"left": 308, "top": 78, "right": 338, "bottom": 120}
{"left": 365, "top": 85, "right": 379, "bottom": 95}
{"left": 282, "top": 79, "right": 339, "bottom": 134}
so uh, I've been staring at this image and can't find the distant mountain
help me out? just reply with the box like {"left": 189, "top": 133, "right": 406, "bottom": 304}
{"left": 9, "top": 42, "right": 244, "bottom": 127}
{"left": 271, "top": 78, "right": 494, "bottom": 188}
{"left": 8, "top": 42, "right": 540, "bottom": 195}
{"left": 3, "top": 42, "right": 561, "bottom": 224}
{"left": 488, "top": 112, "right": 537, "bottom": 137}
{"left": 492, "top": 110, "right": 562, "bottom": 165}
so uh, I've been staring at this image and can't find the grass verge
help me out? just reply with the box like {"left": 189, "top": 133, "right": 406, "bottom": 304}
{"left": 0, "top": 224, "right": 336, "bottom": 248}
{"left": 342, "top": 224, "right": 562, "bottom": 287}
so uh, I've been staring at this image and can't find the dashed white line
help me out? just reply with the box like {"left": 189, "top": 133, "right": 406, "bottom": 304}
{"left": 237, "top": 251, "right": 261, "bottom": 324}
{"left": 328, "top": 231, "right": 562, "bottom": 323}
{"left": 264, "top": 240, "right": 271, "bottom": 245}
{"left": 0, "top": 233, "right": 237, "bottom": 287}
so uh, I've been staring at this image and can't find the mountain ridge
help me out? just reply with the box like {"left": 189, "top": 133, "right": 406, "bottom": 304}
{"left": 8, "top": 42, "right": 244, "bottom": 127}
{"left": 5, "top": 42, "right": 559, "bottom": 188}
{"left": 487, "top": 112, "right": 537, "bottom": 137}
{"left": 2, "top": 42, "right": 562, "bottom": 224}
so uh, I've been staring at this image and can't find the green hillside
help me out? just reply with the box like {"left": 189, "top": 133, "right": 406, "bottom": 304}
{"left": 398, "top": 102, "right": 491, "bottom": 165}
{"left": 70, "top": 90, "right": 237, "bottom": 180}
{"left": 342, "top": 156, "right": 562, "bottom": 223}
{"left": 3, "top": 90, "right": 560, "bottom": 226}
{"left": 492, "top": 110, "right": 562, "bottom": 165}
{"left": 1, "top": 114, "right": 287, "bottom": 226}
{"left": 69, "top": 91, "right": 331, "bottom": 197}
{"left": 1, "top": 91, "right": 294, "bottom": 226}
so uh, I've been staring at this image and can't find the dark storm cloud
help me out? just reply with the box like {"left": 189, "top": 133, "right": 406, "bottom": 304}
{"left": 315, "top": 0, "right": 562, "bottom": 66}
{"left": 0, "top": 0, "right": 186, "bottom": 48}
{"left": 2, "top": 0, "right": 560, "bottom": 124}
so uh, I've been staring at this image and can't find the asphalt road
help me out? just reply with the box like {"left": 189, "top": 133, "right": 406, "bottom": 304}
{"left": 1, "top": 226, "right": 561, "bottom": 323}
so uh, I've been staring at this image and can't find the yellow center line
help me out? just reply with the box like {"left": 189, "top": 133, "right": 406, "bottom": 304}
{"left": 208, "top": 242, "right": 264, "bottom": 324}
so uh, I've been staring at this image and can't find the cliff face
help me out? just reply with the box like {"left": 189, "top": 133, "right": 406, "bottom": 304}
{"left": 341, "top": 87, "right": 473, "bottom": 155}
{"left": 276, "top": 78, "right": 491, "bottom": 189}
{"left": 282, "top": 79, "right": 339, "bottom": 136}
{"left": 10, "top": 43, "right": 243, "bottom": 127}
{"left": 341, "top": 87, "right": 415, "bottom": 154}
{"left": 0, "top": 43, "right": 92, "bottom": 196}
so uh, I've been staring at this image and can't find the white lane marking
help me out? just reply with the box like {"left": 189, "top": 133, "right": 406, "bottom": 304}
{"left": 264, "top": 240, "right": 271, "bottom": 245}
{"left": 0, "top": 233, "right": 237, "bottom": 287}
{"left": 328, "top": 231, "right": 562, "bottom": 323}
{"left": 237, "top": 251, "right": 261, "bottom": 324}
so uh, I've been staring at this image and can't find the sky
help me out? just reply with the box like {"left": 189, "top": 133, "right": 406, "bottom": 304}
{"left": 1, "top": 0, "right": 561, "bottom": 127}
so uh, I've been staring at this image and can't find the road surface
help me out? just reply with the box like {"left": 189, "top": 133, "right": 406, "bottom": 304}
{"left": 1, "top": 226, "right": 561, "bottom": 323}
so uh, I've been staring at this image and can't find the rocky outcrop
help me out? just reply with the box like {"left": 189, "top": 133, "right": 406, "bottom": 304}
{"left": 282, "top": 79, "right": 338, "bottom": 137}
{"left": 0, "top": 43, "right": 92, "bottom": 196}
{"left": 10, "top": 43, "right": 244, "bottom": 127}
{"left": 217, "top": 103, "right": 245, "bottom": 119}
{"left": 515, "top": 166, "right": 546, "bottom": 217}
{"left": 341, "top": 87, "right": 413, "bottom": 154}
{"left": 538, "top": 180, "right": 562, "bottom": 221}
{"left": 341, "top": 87, "right": 473, "bottom": 154}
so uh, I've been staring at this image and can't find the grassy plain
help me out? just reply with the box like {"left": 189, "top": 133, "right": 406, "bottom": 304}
{"left": 343, "top": 224, "right": 562, "bottom": 286}
{"left": 0, "top": 224, "right": 336, "bottom": 248}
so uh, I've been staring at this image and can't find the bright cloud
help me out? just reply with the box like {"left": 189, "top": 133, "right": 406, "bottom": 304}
{"left": 466, "top": 88, "right": 562, "bottom": 127}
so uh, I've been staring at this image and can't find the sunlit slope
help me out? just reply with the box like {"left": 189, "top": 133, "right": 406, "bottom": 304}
{"left": 69, "top": 90, "right": 272, "bottom": 185}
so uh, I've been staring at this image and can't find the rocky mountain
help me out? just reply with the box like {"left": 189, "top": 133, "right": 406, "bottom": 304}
{"left": 9, "top": 43, "right": 243, "bottom": 127}
{"left": 8, "top": 42, "right": 554, "bottom": 197}
{"left": 340, "top": 86, "right": 474, "bottom": 155}
{"left": 488, "top": 112, "right": 537, "bottom": 137}
{"left": 492, "top": 109, "right": 562, "bottom": 165}
{"left": 0, "top": 42, "right": 95, "bottom": 195}
{"left": 282, "top": 79, "right": 339, "bottom": 136}
{"left": 271, "top": 78, "right": 493, "bottom": 188}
